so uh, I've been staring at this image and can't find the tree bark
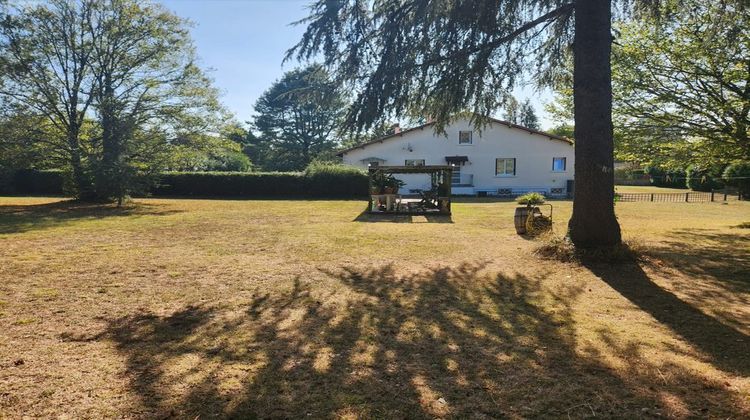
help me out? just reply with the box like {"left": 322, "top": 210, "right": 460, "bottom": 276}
{"left": 67, "top": 125, "right": 91, "bottom": 199}
{"left": 568, "top": 0, "right": 622, "bottom": 248}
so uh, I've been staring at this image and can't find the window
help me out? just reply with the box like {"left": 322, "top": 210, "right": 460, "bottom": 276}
{"left": 552, "top": 157, "right": 567, "bottom": 172}
{"left": 495, "top": 158, "right": 516, "bottom": 176}
{"left": 458, "top": 131, "right": 473, "bottom": 144}
{"left": 405, "top": 159, "right": 425, "bottom": 166}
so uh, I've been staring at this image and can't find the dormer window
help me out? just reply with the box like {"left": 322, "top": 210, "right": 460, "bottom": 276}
{"left": 458, "top": 131, "right": 473, "bottom": 145}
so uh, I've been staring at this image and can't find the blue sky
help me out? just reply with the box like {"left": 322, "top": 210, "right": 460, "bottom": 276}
{"left": 160, "top": 0, "right": 555, "bottom": 129}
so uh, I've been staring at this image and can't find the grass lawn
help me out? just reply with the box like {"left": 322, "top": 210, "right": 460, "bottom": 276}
{"left": 1, "top": 196, "right": 748, "bottom": 418}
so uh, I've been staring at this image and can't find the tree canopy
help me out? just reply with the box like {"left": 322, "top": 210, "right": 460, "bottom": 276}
{"left": 0, "top": 0, "right": 231, "bottom": 201}
{"left": 252, "top": 65, "right": 346, "bottom": 171}
{"left": 612, "top": 0, "right": 749, "bottom": 168}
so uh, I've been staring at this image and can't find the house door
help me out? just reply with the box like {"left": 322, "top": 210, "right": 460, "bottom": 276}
{"left": 451, "top": 166, "right": 461, "bottom": 185}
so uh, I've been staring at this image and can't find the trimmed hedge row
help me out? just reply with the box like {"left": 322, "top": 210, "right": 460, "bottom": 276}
{"left": 1, "top": 167, "right": 369, "bottom": 198}
{"left": 0, "top": 169, "right": 65, "bottom": 195}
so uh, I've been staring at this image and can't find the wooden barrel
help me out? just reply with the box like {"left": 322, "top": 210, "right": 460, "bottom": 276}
{"left": 514, "top": 207, "right": 530, "bottom": 234}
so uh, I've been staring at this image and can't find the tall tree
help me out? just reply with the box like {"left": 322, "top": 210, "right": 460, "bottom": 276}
{"left": 86, "top": 0, "right": 226, "bottom": 201}
{"left": 253, "top": 65, "right": 346, "bottom": 171}
{"left": 503, "top": 96, "right": 520, "bottom": 124}
{"left": 612, "top": 0, "right": 750, "bottom": 168}
{"left": 0, "top": 0, "right": 225, "bottom": 201}
{"left": 519, "top": 98, "right": 541, "bottom": 130}
{"left": 288, "top": 0, "right": 671, "bottom": 247}
{"left": 0, "top": 0, "right": 97, "bottom": 196}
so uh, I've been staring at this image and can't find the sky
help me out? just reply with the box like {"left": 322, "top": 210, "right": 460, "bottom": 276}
{"left": 160, "top": 0, "right": 556, "bottom": 129}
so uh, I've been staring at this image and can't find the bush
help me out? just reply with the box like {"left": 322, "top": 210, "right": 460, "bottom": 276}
{"left": 686, "top": 165, "right": 725, "bottom": 192}
{"left": 646, "top": 166, "right": 687, "bottom": 188}
{"left": 152, "top": 165, "right": 369, "bottom": 198}
{"left": 152, "top": 172, "right": 306, "bottom": 197}
{"left": 2, "top": 165, "right": 370, "bottom": 198}
{"left": 723, "top": 162, "right": 750, "bottom": 199}
{"left": 4, "top": 169, "right": 65, "bottom": 195}
{"left": 303, "top": 162, "right": 368, "bottom": 197}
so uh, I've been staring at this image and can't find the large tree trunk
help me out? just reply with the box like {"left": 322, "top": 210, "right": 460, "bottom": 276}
{"left": 67, "top": 124, "right": 92, "bottom": 200}
{"left": 568, "top": 0, "right": 622, "bottom": 248}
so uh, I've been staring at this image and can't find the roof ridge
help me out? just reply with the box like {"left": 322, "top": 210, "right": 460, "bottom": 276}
{"left": 336, "top": 116, "right": 572, "bottom": 156}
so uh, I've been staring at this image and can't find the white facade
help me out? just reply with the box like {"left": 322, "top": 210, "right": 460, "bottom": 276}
{"left": 339, "top": 118, "right": 575, "bottom": 196}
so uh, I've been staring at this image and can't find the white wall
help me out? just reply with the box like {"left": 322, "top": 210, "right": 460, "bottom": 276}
{"left": 342, "top": 118, "right": 575, "bottom": 195}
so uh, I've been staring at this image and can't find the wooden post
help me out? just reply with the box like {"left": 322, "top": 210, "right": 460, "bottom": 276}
{"left": 650, "top": 193, "right": 654, "bottom": 202}
{"left": 685, "top": 192, "right": 689, "bottom": 202}
{"left": 724, "top": 190, "right": 728, "bottom": 201}
{"left": 711, "top": 191, "right": 715, "bottom": 202}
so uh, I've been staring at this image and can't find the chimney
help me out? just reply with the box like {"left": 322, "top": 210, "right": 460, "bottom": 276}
{"left": 392, "top": 123, "right": 401, "bottom": 134}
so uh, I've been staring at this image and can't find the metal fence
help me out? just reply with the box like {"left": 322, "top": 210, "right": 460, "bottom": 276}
{"left": 616, "top": 191, "right": 742, "bottom": 203}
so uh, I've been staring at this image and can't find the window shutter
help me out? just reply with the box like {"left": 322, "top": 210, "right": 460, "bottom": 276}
{"left": 513, "top": 158, "right": 517, "bottom": 175}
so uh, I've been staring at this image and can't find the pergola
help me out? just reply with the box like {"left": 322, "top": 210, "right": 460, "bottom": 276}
{"left": 368, "top": 165, "right": 453, "bottom": 215}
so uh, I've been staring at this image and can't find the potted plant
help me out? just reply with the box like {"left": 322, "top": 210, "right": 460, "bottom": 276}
{"left": 514, "top": 192, "right": 551, "bottom": 235}
{"left": 383, "top": 176, "right": 405, "bottom": 194}
{"left": 370, "top": 170, "right": 389, "bottom": 194}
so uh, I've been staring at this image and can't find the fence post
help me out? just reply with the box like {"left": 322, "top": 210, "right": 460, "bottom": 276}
{"left": 711, "top": 191, "right": 715, "bottom": 202}
{"left": 724, "top": 190, "right": 728, "bottom": 201}
{"left": 685, "top": 192, "right": 689, "bottom": 202}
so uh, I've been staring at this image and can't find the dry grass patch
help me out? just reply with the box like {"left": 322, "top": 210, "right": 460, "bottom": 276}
{"left": 0, "top": 196, "right": 748, "bottom": 418}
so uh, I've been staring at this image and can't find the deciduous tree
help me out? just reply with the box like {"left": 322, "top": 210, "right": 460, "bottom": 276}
{"left": 612, "top": 0, "right": 750, "bottom": 168}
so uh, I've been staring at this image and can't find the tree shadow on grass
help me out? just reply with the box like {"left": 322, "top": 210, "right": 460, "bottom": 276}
{"left": 71, "top": 261, "right": 748, "bottom": 418}
{"left": 584, "top": 260, "right": 749, "bottom": 377}
{"left": 644, "top": 229, "right": 750, "bottom": 295}
{"left": 0, "top": 200, "right": 182, "bottom": 235}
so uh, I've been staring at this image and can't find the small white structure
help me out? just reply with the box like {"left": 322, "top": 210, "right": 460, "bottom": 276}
{"left": 338, "top": 117, "right": 575, "bottom": 196}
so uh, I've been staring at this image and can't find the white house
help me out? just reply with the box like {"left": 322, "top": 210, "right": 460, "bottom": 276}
{"left": 338, "top": 117, "right": 575, "bottom": 196}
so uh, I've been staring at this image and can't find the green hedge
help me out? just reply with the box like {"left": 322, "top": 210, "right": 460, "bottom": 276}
{"left": 0, "top": 165, "right": 367, "bottom": 198}
{"left": 152, "top": 166, "right": 368, "bottom": 198}
{"left": 0, "top": 169, "right": 65, "bottom": 195}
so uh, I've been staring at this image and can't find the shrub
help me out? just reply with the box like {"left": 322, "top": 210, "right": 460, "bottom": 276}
{"left": 10, "top": 169, "right": 65, "bottom": 195}
{"left": 303, "top": 162, "right": 368, "bottom": 197}
{"left": 152, "top": 172, "right": 306, "bottom": 197}
{"left": 152, "top": 165, "right": 369, "bottom": 198}
{"left": 723, "top": 162, "right": 750, "bottom": 199}
{"left": 646, "top": 166, "right": 687, "bottom": 188}
{"left": 686, "top": 165, "right": 725, "bottom": 192}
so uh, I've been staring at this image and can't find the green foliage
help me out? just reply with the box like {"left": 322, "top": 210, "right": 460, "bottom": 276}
{"left": 0, "top": 170, "right": 64, "bottom": 195}
{"left": 646, "top": 167, "right": 687, "bottom": 189}
{"left": 253, "top": 65, "right": 346, "bottom": 171}
{"left": 685, "top": 165, "right": 726, "bottom": 192}
{"left": 153, "top": 172, "right": 305, "bottom": 197}
{"left": 548, "top": 124, "right": 574, "bottom": 140}
{"left": 303, "top": 162, "right": 368, "bottom": 197}
{"left": 723, "top": 162, "right": 750, "bottom": 198}
{"left": 518, "top": 99, "right": 540, "bottom": 130}
{"left": 516, "top": 192, "right": 546, "bottom": 206}
{"left": 288, "top": 1, "right": 578, "bottom": 133}
{"left": 0, "top": 0, "right": 227, "bottom": 202}
{"left": 612, "top": 0, "right": 750, "bottom": 167}
{"left": 369, "top": 170, "right": 405, "bottom": 194}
